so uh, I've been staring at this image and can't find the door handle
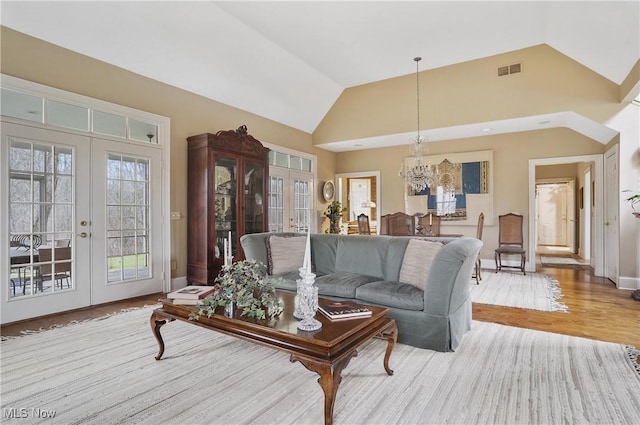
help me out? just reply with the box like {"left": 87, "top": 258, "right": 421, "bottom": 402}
{"left": 77, "top": 232, "right": 89, "bottom": 238}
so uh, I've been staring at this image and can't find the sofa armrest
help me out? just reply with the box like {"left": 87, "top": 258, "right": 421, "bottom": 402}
{"left": 423, "top": 238, "right": 482, "bottom": 315}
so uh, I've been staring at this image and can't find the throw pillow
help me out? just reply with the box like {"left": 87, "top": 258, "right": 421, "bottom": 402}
{"left": 398, "top": 239, "right": 444, "bottom": 290}
{"left": 267, "top": 235, "right": 307, "bottom": 275}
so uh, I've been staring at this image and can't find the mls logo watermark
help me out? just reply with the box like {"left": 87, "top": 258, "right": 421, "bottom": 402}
{"left": 3, "top": 407, "right": 56, "bottom": 419}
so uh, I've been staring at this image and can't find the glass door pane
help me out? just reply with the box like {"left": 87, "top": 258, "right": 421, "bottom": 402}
{"left": 244, "top": 161, "right": 264, "bottom": 235}
{"left": 8, "top": 140, "right": 74, "bottom": 298}
{"left": 106, "top": 154, "right": 151, "bottom": 283}
{"left": 293, "top": 178, "right": 310, "bottom": 233}
{"left": 268, "top": 174, "right": 285, "bottom": 232}
{"left": 215, "top": 157, "right": 237, "bottom": 258}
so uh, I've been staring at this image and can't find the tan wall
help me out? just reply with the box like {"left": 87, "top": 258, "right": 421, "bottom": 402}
{"left": 336, "top": 128, "right": 604, "bottom": 262}
{"left": 315, "top": 44, "right": 622, "bottom": 145}
{"left": 536, "top": 164, "right": 578, "bottom": 180}
{"left": 1, "top": 27, "right": 336, "bottom": 279}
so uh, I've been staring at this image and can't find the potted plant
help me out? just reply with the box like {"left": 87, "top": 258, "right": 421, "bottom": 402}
{"left": 325, "top": 200, "right": 346, "bottom": 234}
{"left": 189, "top": 259, "right": 283, "bottom": 321}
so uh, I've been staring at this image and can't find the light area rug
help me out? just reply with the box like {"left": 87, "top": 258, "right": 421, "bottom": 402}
{"left": 470, "top": 271, "right": 568, "bottom": 312}
{"left": 2, "top": 307, "right": 639, "bottom": 425}
{"left": 540, "top": 255, "right": 592, "bottom": 270}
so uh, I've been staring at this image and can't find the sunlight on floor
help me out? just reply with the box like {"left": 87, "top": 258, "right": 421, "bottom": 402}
{"left": 538, "top": 245, "right": 572, "bottom": 253}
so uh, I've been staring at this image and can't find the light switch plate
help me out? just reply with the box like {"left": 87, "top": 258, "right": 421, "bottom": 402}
{"left": 170, "top": 211, "right": 182, "bottom": 220}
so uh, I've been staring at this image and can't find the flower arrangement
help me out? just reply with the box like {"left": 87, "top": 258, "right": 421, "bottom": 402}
{"left": 189, "top": 259, "right": 283, "bottom": 321}
{"left": 325, "top": 200, "right": 346, "bottom": 234}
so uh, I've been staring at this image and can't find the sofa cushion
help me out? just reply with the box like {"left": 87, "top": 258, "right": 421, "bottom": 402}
{"left": 267, "top": 234, "right": 306, "bottom": 275}
{"left": 334, "top": 236, "right": 386, "bottom": 279}
{"left": 315, "top": 273, "right": 380, "bottom": 298}
{"left": 398, "top": 239, "right": 444, "bottom": 290}
{"left": 310, "top": 234, "right": 339, "bottom": 275}
{"left": 355, "top": 280, "right": 424, "bottom": 311}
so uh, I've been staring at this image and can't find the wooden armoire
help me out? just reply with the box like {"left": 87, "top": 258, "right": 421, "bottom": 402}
{"left": 186, "top": 126, "right": 269, "bottom": 285}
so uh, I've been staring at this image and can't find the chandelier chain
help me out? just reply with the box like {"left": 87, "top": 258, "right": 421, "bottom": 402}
{"left": 399, "top": 56, "right": 438, "bottom": 192}
{"left": 415, "top": 57, "right": 421, "bottom": 141}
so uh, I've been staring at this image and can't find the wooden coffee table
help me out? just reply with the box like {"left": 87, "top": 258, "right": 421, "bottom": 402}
{"left": 150, "top": 290, "right": 397, "bottom": 425}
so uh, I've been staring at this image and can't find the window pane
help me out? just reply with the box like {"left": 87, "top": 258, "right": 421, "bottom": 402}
{"left": 9, "top": 141, "right": 33, "bottom": 172}
{"left": 54, "top": 176, "right": 72, "bottom": 203}
{"left": 121, "top": 181, "right": 135, "bottom": 204}
{"left": 301, "top": 158, "right": 312, "bottom": 172}
{"left": 93, "top": 110, "right": 126, "bottom": 138}
{"left": 54, "top": 147, "right": 73, "bottom": 175}
{"left": 275, "top": 152, "right": 288, "bottom": 168}
{"left": 1, "top": 89, "right": 43, "bottom": 122}
{"left": 129, "top": 119, "right": 157, "bottom": 143}
{"left": 46, "top": 100, "right": 89, "bottom": 131}
{"left": 54, "top": 205, "right": 72, "bottom": 232}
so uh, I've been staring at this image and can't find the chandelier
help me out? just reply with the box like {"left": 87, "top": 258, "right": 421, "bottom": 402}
{"left": 399, "top": 57, "right": 437, "bottom": 192}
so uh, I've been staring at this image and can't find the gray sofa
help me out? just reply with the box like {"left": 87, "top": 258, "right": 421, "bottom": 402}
{"left": 240, "top": 232, "right": 482, "bottom": 352}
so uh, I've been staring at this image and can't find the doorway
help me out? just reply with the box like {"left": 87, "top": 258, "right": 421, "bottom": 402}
{"left": 335, "top": 171, "right": 380, "bottom": 234}
{"left": 528, "top": 155, "right": 604, "bottom": 276}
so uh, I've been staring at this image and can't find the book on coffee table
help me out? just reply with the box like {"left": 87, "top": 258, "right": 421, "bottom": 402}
{"left": 171, "top": 298, "right": 208, "bottom": 305}
{"left": 318, "top": 300, "right": 372, "bottom": 320}
{"left": 168, "top": 286, "right": 215, "bottom": 300}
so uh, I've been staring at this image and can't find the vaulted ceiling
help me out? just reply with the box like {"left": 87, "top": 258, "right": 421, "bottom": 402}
{"left": 2, "top": 1, "right": 638, "bottom": 150}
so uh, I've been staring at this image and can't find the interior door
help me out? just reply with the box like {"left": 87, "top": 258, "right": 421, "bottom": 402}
{"left": 537, "top": 183, "right": 567, "bottom": 246}
{"left": 604, "top": 149, "right": 619, "bottom": 284}
{"left": 91, "top": 138, "right": 164, "bottom": 304}
{"left": 2, "top": 122, "right": 91, "bottom": 323}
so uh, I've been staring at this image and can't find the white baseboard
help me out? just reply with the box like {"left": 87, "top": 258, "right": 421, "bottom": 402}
{"left": 170, "top": 276, "right": 188, "bottom": 291}
{"left": 617, "top": 276, "right": 640, "bottom": 290}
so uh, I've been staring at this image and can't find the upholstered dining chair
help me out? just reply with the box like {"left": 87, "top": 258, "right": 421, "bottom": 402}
{"left": 385, "top": 212, "right": 415, "bottom": 236}
{"left": 357, "top": 213, "right": 371, "bottom": 235}
{"left": 494, "top": 213, "right": 526, "bottom": 275}
{"left": 473, "top": 212, "right": 485, "bottom": 284}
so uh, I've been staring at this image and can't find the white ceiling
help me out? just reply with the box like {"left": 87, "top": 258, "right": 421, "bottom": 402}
{"left": 2, "top": 1, "right": 638, "bottom": 151}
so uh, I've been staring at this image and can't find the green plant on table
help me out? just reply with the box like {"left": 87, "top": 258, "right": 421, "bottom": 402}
{"left": 325, "top": 200, "right": 346, "bottom": 234}
{"left": 189, "top": 259, "right": 283, "bottom": 321}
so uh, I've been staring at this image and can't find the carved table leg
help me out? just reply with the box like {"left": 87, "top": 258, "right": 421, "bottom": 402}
{"left": 292, "top": 352, "right": 357, "bottom": 425}
{"left": 150, "top": 311, "right": 173, "bottom": 360}
{"left": 379, "top": 320, "right": 398, "bottom": 375}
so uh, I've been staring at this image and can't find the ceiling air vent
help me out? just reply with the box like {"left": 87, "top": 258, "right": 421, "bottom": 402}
{"left": 498, "top": 62, "right": 522, "bottom": 77}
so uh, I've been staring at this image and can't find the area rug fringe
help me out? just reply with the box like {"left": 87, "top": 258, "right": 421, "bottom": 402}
{"left": 545, "top": 274, "right": 569, "bottom": 312}
{"left": 0, "top": 304, "right": 161, "bottom": 341}
{"left": 626, "top": 346, "right": 640, "bottom": 376}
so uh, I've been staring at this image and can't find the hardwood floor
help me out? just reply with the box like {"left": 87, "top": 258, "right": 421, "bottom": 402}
{"left": 1, "top": 293, "right": 163, "bottom": 337}
{"left": 474, "top": 266, "right": 640, "bottom": 349}
{"left": 2, "top": 266, "right": 639, "bottom": 350}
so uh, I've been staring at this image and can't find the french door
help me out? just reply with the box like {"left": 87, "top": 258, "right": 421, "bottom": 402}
{"left": 268, "top": 167, "right": 313, "bottom": 233}
{"left": 91, "top": 137, "right": 164, "bottom": 304}
{"left": 2, "top": 121, "right": 164, "bottom": 323}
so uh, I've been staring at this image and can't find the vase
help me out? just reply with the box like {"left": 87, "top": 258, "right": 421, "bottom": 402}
{"left": 328, "top": 214, "right": 341, "bottom": 234}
